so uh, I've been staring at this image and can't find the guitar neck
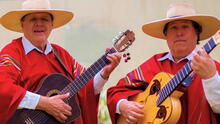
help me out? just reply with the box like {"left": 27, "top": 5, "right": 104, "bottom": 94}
{"left": 157, "top": 37, "right": 218, "bottom": 106}
{"left": 61, "top": 48, "right": 116, "bottom": 97}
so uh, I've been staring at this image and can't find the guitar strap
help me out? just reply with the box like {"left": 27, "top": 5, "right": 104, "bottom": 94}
{"left": 52, "top": 46, "right": 81, "bottom": 118}
{"left": 52, "top": 46, "right": 75, "bottom": 80}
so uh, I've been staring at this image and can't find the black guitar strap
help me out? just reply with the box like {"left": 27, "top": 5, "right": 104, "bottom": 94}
{"left": 52, "top": 46, "right": 75, "bottom": 80}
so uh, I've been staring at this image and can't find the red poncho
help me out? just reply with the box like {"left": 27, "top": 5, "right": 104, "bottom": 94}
{"left": 107, "top": 52, "right": 220, "bottom": 124}
{"left": 0, "top": 37, "right": 99, "bottom": 124}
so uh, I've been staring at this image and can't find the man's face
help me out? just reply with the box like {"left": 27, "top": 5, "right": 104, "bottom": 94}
{"left": 165, "top": 20, "right": 198, "bottom": 61}
{"left": 21, "top": 12, "right": 53, "bottom": 47}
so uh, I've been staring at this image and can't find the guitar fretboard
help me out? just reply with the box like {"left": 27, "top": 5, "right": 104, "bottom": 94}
{"left": 157, "top": 38, "right": 218, "bottom": 106}
{"left": 61, "top": 48, "right": 116, "bottom": 98}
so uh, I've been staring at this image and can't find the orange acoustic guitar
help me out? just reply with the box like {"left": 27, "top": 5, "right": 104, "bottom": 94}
{"left": 117, "top": 36, "right": 220, "bottom": 124}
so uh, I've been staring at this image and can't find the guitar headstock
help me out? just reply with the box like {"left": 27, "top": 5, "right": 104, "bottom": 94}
{"left": 112, "top": 30, "right": 135, "bottom": 52}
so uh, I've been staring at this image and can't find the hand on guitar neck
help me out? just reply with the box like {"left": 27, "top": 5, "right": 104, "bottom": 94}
{"left": 191, "top": 29, "right": 220, "bottom": 79}
{"left": 100, "top": 52, "right": 122, "bottom": 79}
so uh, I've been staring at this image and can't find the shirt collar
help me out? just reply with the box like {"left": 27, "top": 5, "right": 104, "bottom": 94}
{"left": 22, "top": 36, "right": 53, "bottom": 55}
{"left": 158, "top": 48, "right": 198, "bottom": 63}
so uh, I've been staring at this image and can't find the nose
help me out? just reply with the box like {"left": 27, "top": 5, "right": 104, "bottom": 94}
{"left": 35, "top": 19, "right": 43, "bottom": 26}
{"left": 176, "top": 28, "right": 184, "bottom": 37}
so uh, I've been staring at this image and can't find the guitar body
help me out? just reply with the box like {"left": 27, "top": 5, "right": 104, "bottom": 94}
{"left": 9, "top": 73, "right": 81, "bottom": 124}
{"left": 117, "top": 72, "right": 184, "bottom": 124}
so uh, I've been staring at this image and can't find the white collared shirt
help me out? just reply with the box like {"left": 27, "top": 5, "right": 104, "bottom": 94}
{"left": 22, "top": 36, "right": 53, "bottom": 55}
{"left": 157, "top": 48, "right": 196, "bottom": 63}
{"left": 19, "top": 36, "right": 107, "bottom": 109}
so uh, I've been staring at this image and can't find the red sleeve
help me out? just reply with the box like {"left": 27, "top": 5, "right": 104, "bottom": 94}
{"left": 0, "top": 58, "right": 26, "bottom": 123}
{"left": 214, "top": 60, "right": 220, "bottom": 123}
{"left": 107, "top": 77, "right": 142, "bottom": 124}
{"left": 0, "top": 39, "right": 27, "bottom": 123}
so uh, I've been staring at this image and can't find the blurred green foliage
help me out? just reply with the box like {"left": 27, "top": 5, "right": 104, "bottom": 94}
{"left": 98, "top": 90, "right": 111, "bottom": 124}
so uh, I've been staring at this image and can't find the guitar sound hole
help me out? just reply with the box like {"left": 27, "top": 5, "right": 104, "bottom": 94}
{"left": 156, "top": 106, "right": 167, "bottom": 120}
{"left": 50, "top": 93, "right": 58, "bottom": 97}
{"left": 150, "top": 79, "right": 161, "bottom": 95}
{"left": 47, "top": 89, "right": 61, "bottom": 97}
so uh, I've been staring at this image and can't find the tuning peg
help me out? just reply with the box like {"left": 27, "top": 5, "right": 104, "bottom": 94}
{"left": 124, "top": 57, "right": 131, "bottom": 62}
{"left": 123, "top": 53, "right": 127, "bottom": 58}
{"left": 123, "top": 52, "right": 131, "bottom": 62}
{"left": 124, "top": 59, "right": 128, "bottom": 63}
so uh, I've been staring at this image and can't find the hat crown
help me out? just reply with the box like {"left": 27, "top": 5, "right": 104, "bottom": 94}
{"left": 22, "top": 0, "right": 51, "bottom": 10}
{"left": 166, "top": 2, "right": 196, "bottom": 18}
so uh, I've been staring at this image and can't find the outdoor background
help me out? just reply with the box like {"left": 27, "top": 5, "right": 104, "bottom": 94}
{"left": 0, "top": 0, "right": 219, "bottom": 123}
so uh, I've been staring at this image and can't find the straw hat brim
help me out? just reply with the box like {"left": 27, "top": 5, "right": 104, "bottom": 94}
{"left": 1, "top": 9, "right": 74, "bottom": 32}
{"left": 142, "top": 15, "right": 220, "bottom": 40}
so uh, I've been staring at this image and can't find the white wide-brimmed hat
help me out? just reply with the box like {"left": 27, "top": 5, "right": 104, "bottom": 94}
{"left": 1, "top": 0, "right": 74, "bottom": 32}
{"left": 142, "top": 2, "right": 220, "bottom": 40}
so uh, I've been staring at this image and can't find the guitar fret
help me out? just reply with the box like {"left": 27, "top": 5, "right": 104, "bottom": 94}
{"left": 188, "top": 63, "right": 192, "bottom": 72}
{"left": 164, "top": 85, "right": 169, "bottom": 99}
{"left": 95, "top": 62, "right": 103, "bottom": 71}
{"left": 96, "top": 60, "right": 104, "bottom": 69}
{"left": 173, "top": 78, "right": 178, "bottom": 87}
{"left": 210, "top": 39, "right": 216, "bottom": 49}
{"left": 99, "top": 57, "right": 107, "bottom": 67}
{"left": 164, "top": 85, "right": 169, "bottom": 97}
{"left": 183, "top": 66, "right": 187, "bottom": 76}
{"left": 159, "top": 92, "right": 164, "bottom": 104}
{"left": 70, "top": 80, "right": 81, "bottom": 92}
{"left": 86, "top": 68, "right": 95, "bottom": 78}
{"left": 168, "top": 80, "right": 172, "bottom": 92}
{"left": 166, "top": 81, "right": 171, "bottom": 95}
{"left": 165, "top": 83, "right": 171, "bottom": 97}
{"left": 176, "top": 74, "right": 181, "bottom": 84}
{"left": 208, "top": 42, "right": 212, "bottom": 51}
{"left": 91, "top": 65, "right": 97, "bottom": 73}
{"left": 173, "top": 77, "right": 178, "bottom": 87}
{"left": 203, "top": 38, "right": 216, "bottom": 53}
{"left": 179, "top": 70, "right": 184, "bottom": 80}
{"left": 90, "top": 66, "right": 98, "bottom": 76}
{"left": 162, "top": 87, "right": 166, "bottom": 99}
{"left": 80, "top": 73, "right": 89, "bottom": 82}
